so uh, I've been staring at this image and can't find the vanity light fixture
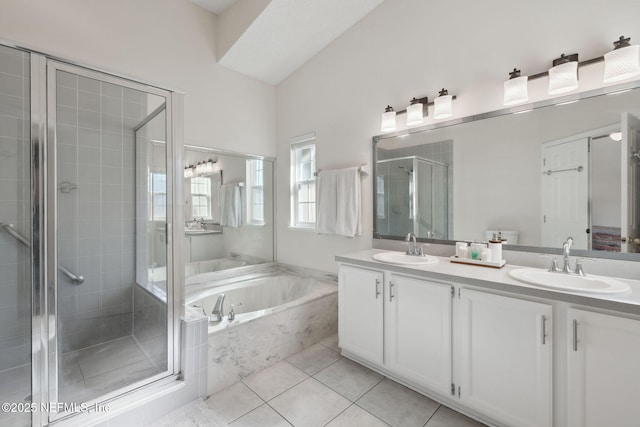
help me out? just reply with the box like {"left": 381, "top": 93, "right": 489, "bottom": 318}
{"left": 195, "top": 161, "right": 206, "bottom": 175}
{"left": 433, "top": 89, "right": 453, "bottom": 119}
{"left": 381, "top": 105, "right": 396, "bottom": 132}
{"left": 548, "top": 54, "right": 579, "bottom": 95}
{"left": 203, "top": 158, "right": 215, "bottom": 174}
{"left": 194, "top": 159, "right": 216, "bottom": 176}
{"left": 406, "top": 97, "right": 427, "bottom": 126}
{"left": 609, "top": 131, "right": 623, "bottom": 142}
{"left": 381, "top": 92, "right": 456, "bottom": 131}
{"left": 604, "top": 36, "right": 640, "bottom": 83}
{"left": 503, "top": 68, "right": 529, "bottom": 105}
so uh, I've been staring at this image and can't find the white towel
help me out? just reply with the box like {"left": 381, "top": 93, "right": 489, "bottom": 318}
{"left": 336, "top": 167, "right": 361, "bottom": 237}
{"left": 316, "top": 167, "right": 361, "bottom": 237}
{"left": 316, "top": 170, "right": 338, "bottom": 234}
{"left": 220, "top": 183, "right": 243, "bottom": 228}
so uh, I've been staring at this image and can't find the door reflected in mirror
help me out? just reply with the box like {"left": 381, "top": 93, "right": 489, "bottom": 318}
{"left": 373, "top": 80, "right": 640, "bottom": 259}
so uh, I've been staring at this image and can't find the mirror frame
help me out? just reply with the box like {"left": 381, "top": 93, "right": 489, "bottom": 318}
{"left": 372, "top": 78, "right": 640, "bottom": 261}
{"left": 183, "top": 145, "right": 278, "bottom": 276}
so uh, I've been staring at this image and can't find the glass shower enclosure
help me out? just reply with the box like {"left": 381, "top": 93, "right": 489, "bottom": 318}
{"left": 0, "top": 43, "right": 180, "bottom": 426}
{"left": 376, "top": 156, "right": 449, "bottom": 239}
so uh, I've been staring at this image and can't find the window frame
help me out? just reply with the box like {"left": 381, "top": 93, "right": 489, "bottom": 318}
{"left": 190, "top": 176, "right": 212, "bottom": 220}
{"left": 246, "top": 159, "right": 265, "bottom": 225}
{"left": 149, "top": 172, "right": 167, "bottom": 221}
{"left": 290, "top": 133, "right": 317, "bottom": 229}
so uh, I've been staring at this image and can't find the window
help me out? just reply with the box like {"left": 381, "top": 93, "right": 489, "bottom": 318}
{"left": 247, "top": 159, "right": 264, "bottom": 225}
{"left": 191, "top": 177, "right": 211, "bottom": 219}
{"left": 290, "top": 134, "right": 316, "bottom": 228}
{"left": 376, "top": 175, "right": 386, "bottom": 219}
{"left": 149, "top": 173, "right": 166, "bottom": 221}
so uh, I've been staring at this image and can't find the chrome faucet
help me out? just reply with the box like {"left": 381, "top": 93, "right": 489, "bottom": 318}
{"left": 547, "top": 236, "right": 590, "bottom": 275}
{"left": 199, "top": 218, "right": 207, "bottom": 230}
{"left": 210, "top": 294, "right": 225, "bottom": 322}
{"left": 405, "top": 232, "right": 424, "bottom": 256}
{"left": 406, "top": 233, "right": 417, "bottom": 255}
{"left": 562, "top": 237, "right": 574, "bottom": 273}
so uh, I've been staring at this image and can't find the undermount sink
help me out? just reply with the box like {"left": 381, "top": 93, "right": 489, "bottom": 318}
{"left": 372, "top": 251, "right": 439, "bottom": 266}
{"left": 509, "top": 269, "right": 631, "bottom": 294}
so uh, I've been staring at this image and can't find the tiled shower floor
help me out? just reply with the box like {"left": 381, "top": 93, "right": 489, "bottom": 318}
{"left": 152, "top": 334, "right": 487, "bottom": 427}
{"left": 61, "top": 335, "right": 162, "bottom": 403}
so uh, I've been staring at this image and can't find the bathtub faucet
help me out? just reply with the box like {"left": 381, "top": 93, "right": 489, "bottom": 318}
{"left": 210, "top": 294, "right": 225, "bottom": 322}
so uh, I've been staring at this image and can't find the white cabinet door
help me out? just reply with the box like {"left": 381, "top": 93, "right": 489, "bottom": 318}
{"left": 386, "top": 274, "right": 452, "bottom": 395}
{"left": 458, "top": 289, "right": 552, "bottom": 427}
{"left": 338, "top": 265, "right": 384, "bottom": 365}
{"left": 567, "top": 308, "right": 640, "bottom": 427}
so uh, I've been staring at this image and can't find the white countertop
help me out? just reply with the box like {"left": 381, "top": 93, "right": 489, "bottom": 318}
{"left": 336, "top": 249, "right": 640, "bottom": 315}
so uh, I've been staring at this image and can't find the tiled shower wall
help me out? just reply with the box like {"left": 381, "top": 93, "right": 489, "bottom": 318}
{"left": 0, "top": 45, "right": 31, "bottom": 385}
{"left": 377, "top": 141, "right": 454, "bottom": 238}
{"left": 56, "top": 70, "right": 145, "bottom": 352}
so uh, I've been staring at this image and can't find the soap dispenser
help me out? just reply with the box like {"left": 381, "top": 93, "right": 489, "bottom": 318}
{"left": 489, "top": 233, "right": 503, "bottom": 263}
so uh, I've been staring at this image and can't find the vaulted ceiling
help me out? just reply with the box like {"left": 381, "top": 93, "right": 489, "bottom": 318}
{"left": 191, "top": 0, "right": 385, "bottom": 85}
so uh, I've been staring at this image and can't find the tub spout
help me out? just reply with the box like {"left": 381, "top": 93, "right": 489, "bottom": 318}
{"left": 210, "top": 294, "right": 225, "bottom": 322}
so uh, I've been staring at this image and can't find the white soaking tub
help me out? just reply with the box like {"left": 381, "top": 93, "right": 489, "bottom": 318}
{"left": 186, "top": 270, "right": 338, "bottom": 395}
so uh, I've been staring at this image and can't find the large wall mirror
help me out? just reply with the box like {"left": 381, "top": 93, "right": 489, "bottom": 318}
{"left": 183, "top": 146, "right": 275, "bottom": 280}
{"left": 373, "top": 79, "right": 640, "bottom": 260}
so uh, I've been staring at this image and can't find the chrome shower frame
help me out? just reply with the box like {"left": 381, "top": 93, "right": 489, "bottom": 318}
{"left": 0, "top": 38, "right": 185, "bottom": 426}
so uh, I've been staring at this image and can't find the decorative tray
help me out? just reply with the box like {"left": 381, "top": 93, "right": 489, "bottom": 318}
{"left": 449, "top": 256, "right": 506, "bottom": 269}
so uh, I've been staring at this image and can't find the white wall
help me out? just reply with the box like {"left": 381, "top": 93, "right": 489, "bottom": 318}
{"left": 0, "top": 0, "right": 277, "bottom": 156}
{"left": 276, "top": 0, "right": 640, "bottom": 273}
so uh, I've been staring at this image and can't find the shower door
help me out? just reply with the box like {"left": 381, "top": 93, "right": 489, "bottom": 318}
{"left": 47, "top": 61, "right": 176, "bottom": 420}
{"left": 0, "top": 44, "right": 32, "bottom": 427}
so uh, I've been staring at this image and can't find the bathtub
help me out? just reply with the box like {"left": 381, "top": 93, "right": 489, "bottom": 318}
{"left": 186, "top": 270, "right": 338, "bottom": 396}
{"left": 185, "top": 257, "right": 247, "bottom": 278}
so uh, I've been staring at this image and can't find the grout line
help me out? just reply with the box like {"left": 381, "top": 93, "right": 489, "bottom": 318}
{"left": 225, "top": 382, "right": 264, "bottom": 425}
{"left": 322, "top": 402, "right": 355, "bottom": 426}
{"left": 264, "top": 401, "right": 294, "bottom": 426}
{"left": 422, "top": 404, "right": 442, "bottom": 427}
{"left": 351, "top": 401, "right": 392, "bottom": 426}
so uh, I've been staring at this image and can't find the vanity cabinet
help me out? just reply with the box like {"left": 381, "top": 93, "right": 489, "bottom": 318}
{"left": 386, "top": 274, "right": 452, "bottom": 395}
{"left": 457, "top": 288, "right": 553, "bottom": 427}
{"left": 567, "top": 308, "right": 640, "bottom": 427}
{"left": 338, "top": 263, "right": 553, "bottom": 427}
{"left": 338, "top": 265, "right": 384, "bottom": 365}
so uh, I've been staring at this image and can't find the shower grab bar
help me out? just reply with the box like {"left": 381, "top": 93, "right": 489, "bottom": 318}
{"left": 1, "top": 222, "right": 85, "bottom": 285}
{"left": 0, "top": 222, "right": 30, "bottom": 247}
{"left": 58, "top": 265, "right": 85, "bottom": 285}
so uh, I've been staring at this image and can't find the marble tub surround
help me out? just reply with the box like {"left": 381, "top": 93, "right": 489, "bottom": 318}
{"left": 205, "top": 287, "right": 337, "bottom": 395}
{"left": 184, "top": 265, "right": 339, "bottom": 396}
{"left": 151, "top": 334, "right": 485, "bottom": 427}
{"left": 340, "top": 249, "right": 640, "bottom": 315}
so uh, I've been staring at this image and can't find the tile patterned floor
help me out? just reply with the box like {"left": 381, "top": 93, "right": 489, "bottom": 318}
{"left": 61, "top": 336, "right": 162, "bottom": 403}
{"left": 153, "top": 334, "right": 487, "bottom": 427}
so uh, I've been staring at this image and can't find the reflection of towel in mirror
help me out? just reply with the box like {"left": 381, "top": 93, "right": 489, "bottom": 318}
{"left": 316, "top": 167, "right": 361, "bottom": 237}
{"left": 220, "top": 183, "right": 243, "bottom": 227}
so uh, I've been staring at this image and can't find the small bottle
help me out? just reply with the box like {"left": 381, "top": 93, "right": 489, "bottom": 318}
{"left": 482, "top": 247, "right": 492, "bottom": 262}
{"left": 489, "top": 233, "right": 503, "bottom": 263}
{"left": 459, "top": 243, "right": 469, "bottom": 259}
